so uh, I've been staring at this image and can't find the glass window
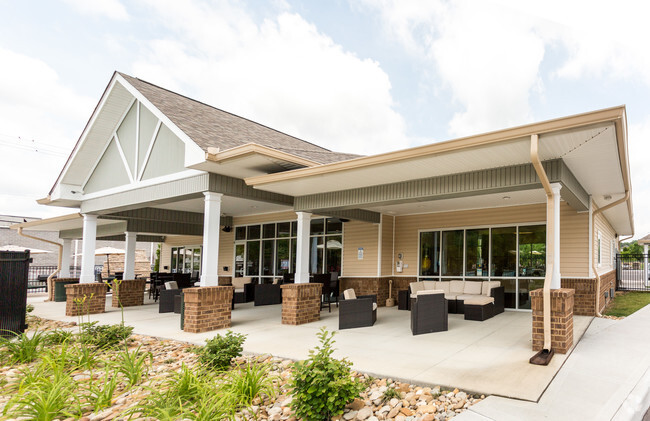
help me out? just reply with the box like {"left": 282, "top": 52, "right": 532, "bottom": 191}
{"left": 247, "top": 225, "right": 260, "bottom": 240}
{"left": 276, "top": 239, "right": 290, "bottom": 275}
{"left": 309, "top": 236, "right": 324, "bottom": 274}
{"left": 310, "top": 218, "right": 324, "bottom": 235}
{"left": 518, "top": 279, "right": 544, "bottom": 309}
{"left": 263, "top": 223, "right": 275, "bottom": 239}
{"left": 326, "top": 218, "right": 343, "bottom": 234}
{"left": 277, "top": 222, "right": 291, "bottom": 238}
{"left": 262, "top": 240, "right": 274, "bottom": 276}
{"left": 291, "top": 239, "right": 297, "bottom": 273}
{"left": 325, "top": 235, "right": 342, "bottom": 274}
{"left": 466, "top": 229, "right": 489, "bottom": 277}
{"left": 171, "top": 248, "right": 178, "bottom": 272}
{"left": 246, "top": 241, "right": 260, "bottom": 276}
{"left": 184, "top": 248, "right": 192, "bottom": 272}
{"left": 419, "top": 231, "right": 440, "bottom": 276}
{"left": 291, "top": 221, "right": 297, "bottom": 237}
{"left": 441, "top": 230, "right": 464, "bottom": 276}
{"left": 518, "top": 225, "right": 546, "bottom": 277}
{"left": 192, "top": 248, "right": 201, "bottom": 272}
{"left": 234, "top": 244, "right": 245, "bottom": 277}
{"left": 491, "top": 227, "right": 517, "bottom": 277}
{"left": 235, "top": 226, "right": 246, "bottom": 241}
{"left": 176, "top": 247, "right": 184, "bottom": 273}
{"left": 501, "top": 278, "right": 517, "bottom": 309}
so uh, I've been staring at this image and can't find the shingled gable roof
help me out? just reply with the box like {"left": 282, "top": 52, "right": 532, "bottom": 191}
{"left": 118, "top": 73, "right": 360, "bottom": 165}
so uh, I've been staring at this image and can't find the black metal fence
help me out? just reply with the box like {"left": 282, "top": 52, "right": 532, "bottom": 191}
{"left": 26, "top": 266, "right": 81, "bottom": 293}
{"left": 0, "top": 251, "right": 31, "bottom": 337}
{"left": 615, "top": 254, "right": 650, "bottom": 291}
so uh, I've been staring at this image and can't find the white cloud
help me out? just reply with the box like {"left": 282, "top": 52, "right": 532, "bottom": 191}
{"left": 62, "top": 0, "right": 129, "bottom": 21}
{"left": 0, "top": 47, "right": 94, "bottom": 217}
{"left": 130, "top": 0, "right": 407, "bottom": 155}
{"left": 628, "top": 117, "right": 650, "bottom": 239}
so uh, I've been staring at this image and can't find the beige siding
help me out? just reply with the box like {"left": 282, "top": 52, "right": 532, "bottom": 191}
{"left": 381, "top": 215, "right": 395, "bottom": 276}
{"left": 594, "top": 205, "right": 617, "bottom": 275}
{"left": 342, "top": 220, "right": 379, "bottom": 276}
{"left": 233, "top": 211, "right": 296, "bottom": 226}
{"left": 560, "top": 203, "right": 589, "bottom": 277}
{"left": 393, "top": 203, "right": 590, "bottom": 277}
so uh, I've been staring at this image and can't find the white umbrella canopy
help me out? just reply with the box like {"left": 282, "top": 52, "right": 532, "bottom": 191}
{"left": 74, "top": 247, "right": 126, "bottom": 276}
{"left": 0, "top": 244, "right": 52, "bottom": 254}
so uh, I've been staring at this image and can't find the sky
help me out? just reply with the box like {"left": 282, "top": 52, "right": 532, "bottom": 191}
{"left": 0, "top": 0, "right": 649, "bottom": 238}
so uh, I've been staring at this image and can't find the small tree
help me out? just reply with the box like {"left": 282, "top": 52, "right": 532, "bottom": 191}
{"left": 290, "top": 328, "right": 364, "bottom": 421}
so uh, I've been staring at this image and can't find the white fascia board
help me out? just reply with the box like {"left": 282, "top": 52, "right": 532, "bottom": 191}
{"left": 114, "top": 74, "right": 206, "bottom": 169}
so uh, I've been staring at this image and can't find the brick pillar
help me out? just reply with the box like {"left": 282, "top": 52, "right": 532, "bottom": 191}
{"left": 65, "top": 283, "right": 108, "bottom": 316}
{"left": 111, "top": 279, "right": 146, "bottom": 308}
{"left": 281, "top": 283, "right": 322, "bottom": 325}
{"left": 531, "top": 288, "right": 575, "bottom": 354}
{"left": 183, "top": 286, "right": 233, "bottom": 333}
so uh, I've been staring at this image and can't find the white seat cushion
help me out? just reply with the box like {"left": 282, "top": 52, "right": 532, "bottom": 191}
{"left": 464, "top": 296, "right": 495, "bottom": 305}
{"left": 416, "top": 289, "right": 444, "bottom": 296}
{"left": 463, "top": 281, "right": 482, "bottom": 295}
{"left": 449, "top": 280, "right": 465, "bottom": 294}
{"left": 437, "top": 282, "right": 450, "bottom": 294}
{"left": 410, "top": 282, "right": 424, "bottom": 294}
{"left": 482, "top": 281, "right": 501, "bottom": 296}
{"left": 165, "top": 281, "right": 178, "bottom": 290}
{"left": 456, "top": 294, "right": 486, "bottom": 302}
{"left": 372, "top": 302, "right": 378, "bottom": 311}
{"left": 422, "top": 280, "right": 436, "bottom": 290}
{"left": 343, "top": 289, "right": 357, "bottom": 300}
{"left": 444, "top": 294, "right": 459, "bottom": 300}
{"left": 232, "top": 277, "right": 251, "bottom": 289}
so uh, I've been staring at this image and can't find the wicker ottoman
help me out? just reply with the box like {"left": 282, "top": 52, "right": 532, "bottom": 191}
{"left": 464, "top": 296, "right": 495, "bottom": 321}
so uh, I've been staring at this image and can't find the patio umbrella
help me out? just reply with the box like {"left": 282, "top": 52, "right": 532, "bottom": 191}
{"left": 0, "top": 244, "right": 52, "bottom": 254}
{"left": 75, "top": 247, "right": 125, "bottom": 276}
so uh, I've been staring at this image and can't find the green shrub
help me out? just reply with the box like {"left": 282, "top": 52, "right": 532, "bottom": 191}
{"left": 383, "top": 386, "right": 401, "bottom": 401}
{"left": 222, "top": 362, "right": 276, "bottom": 408}
{"left": 290, "top": 328, "right": 364, "bottom": 421}
{"left": 85, "top": 368, "right": 120, "bottom": 412}
{"left": 197, "top": 331, "right": 246, "bottom": 371}
{"left": 0, "top": 329, "right": 45, "bottom": 364}
{"left": 78, "top": 322, "right": 133, "bottom": 349}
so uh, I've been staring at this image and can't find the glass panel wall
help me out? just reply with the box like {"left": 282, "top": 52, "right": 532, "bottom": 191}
{"left": 466, "top": 229, "right": 489, "bottom": 277}
{"left": 325, "top": 235, "right": 342, "bottom": 274}
{"left": 418, "top": 224, "right": 546, "bottom": 310}
{"left": 245, "top": 241, "right": 260, "bottom": 276}
{"left": 441, "top": 230, "right": 463, "bottom": 276}
{"left": 170, "top": 246, "right": 202, "bottom": 273}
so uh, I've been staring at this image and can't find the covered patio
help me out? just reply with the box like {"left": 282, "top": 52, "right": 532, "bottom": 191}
{"left": 27, "top": 292, "right": 592, "bottom": 402}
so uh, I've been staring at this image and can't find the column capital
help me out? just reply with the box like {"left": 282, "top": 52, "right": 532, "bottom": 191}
{"left": 203, "top": 191, "right": 223, "bottom": 201}
{"left": 295, "top": 211, "right": 312, "bottom": 219}
{"left": 549, "top": 182, "right": 562, "bottom": 194}
{"left": 82, "top": 213, "right": 98, "bottom": 222}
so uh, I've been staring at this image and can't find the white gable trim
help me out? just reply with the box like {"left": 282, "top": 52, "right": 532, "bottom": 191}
{"left": 81, "top": 169, "right": 204, "bottom": 200}
{"left": 114, "top": 74, "right": 205, "bottom": 168}
{"left": 81, "top": 96, "right": 136, "bottom": 190}
{"left": 135, "top": 102, "right": 140, "bottom": 177}
{"left": 138, "top": 120, "right": 162, "bottom": 181}
{"left": 113, "top": 132, "right": 135, "bottom": 183}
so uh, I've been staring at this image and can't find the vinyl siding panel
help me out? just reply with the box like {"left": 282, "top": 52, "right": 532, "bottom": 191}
{"left": 233, "top": 211, "right": 297, "bottom": 226}
{"left": 342, "top": 220, "right": 379, "bottom": 277}
{"left": 594, "top": 205, "right": 617, "bottom": 275}
{"left": 381, "top": 215, "right": 395, "bottom": 276}
{"left": 560, "top": 204, "right": 589, "bottom": 277}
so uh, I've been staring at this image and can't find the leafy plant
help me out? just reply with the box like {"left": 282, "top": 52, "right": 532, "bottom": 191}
{"left": 44, "top": 328, "right": 74, "bottom": 345}
{"left": 78, "top": 321, "right": 133, "bottom": 349}
{"left": 70, "top": 344, "right": 100, "bottom": 371}
{"left": 0, "top": 329, "right": 45, "bottom": 364}
{"left": 3, "top": 368, "right": 81, "bottom": 420}
{"left": 196, "top": 331, "right": 246, "bottom": 371}
{"left": 289, "top": 328, "right": 364, "bottom": 421}
{"left": 222, "top": 362, "right": 276, "bottom": 408}
{"left": 383, "top": 386, "right": 401, "bottom": 401}
{"left": 113, "top": 345, "right": 152, "bottom": 386}
{"left": 26, "top": 303, "right": 34, "bottom": 313}
{"left": 85, "top": 368, "right": 120, "bottom": 412}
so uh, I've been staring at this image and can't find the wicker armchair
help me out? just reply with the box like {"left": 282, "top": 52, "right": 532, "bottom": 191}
{"left": 254, "top": 282, "right": 282, "bottom": 306}
{"left": 233, "top": 277, "right": 255, "bottom": 303}
{"left": 411, "top": 290, "right": 448, "bottom": 335}
{"left": 339, "top": 289, "right": 377, "bottom": 330}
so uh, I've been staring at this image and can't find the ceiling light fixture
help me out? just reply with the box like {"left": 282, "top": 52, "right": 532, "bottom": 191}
{"left": 502, "top": 196, "right": 511, "bottom": 200}
{"left": 604, "top": 195, "right": 612, "bottom": 201}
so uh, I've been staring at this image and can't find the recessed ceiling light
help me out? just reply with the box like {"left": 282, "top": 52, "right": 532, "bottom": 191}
{"left": 502, "top": 196, "right": 511, "bottom": 200}
{"left": 604, "top": 195, "right": 612, "bottom": 201}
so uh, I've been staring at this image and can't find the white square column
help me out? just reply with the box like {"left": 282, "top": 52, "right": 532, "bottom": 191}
{"left": 80, "top": 214, "right": 98, "bottom": 283}
{"left": 200, "top": 192, "right": 223, "bottom": 286}
{"left": 295, "top": 211, "right": 312, "bottom": 283}
{"left": 549, "top": 183, "right": 562, "bottom": 289}
{"left": 124, "top": 231, "right": 136, "bottom": 280}
{"left": 60, "top": 238, "right": 72, "bottom": 278}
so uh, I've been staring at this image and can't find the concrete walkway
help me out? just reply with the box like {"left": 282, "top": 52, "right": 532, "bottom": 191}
{"left": 29, "top": 294, "right": 591, "bottom": 402}
{"left": 456, "top": 304, "right": 650, "bottom": 421}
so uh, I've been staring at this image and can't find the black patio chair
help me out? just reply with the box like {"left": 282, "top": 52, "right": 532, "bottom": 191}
{"left": 339, "top": 289, "right": 377, "bottom": 329}
{"left": 411, "top": 291, "right": 448, "bottom": 335}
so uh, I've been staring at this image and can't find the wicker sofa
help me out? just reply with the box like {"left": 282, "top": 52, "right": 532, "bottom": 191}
{"left": 410, "top": 280, "right": 504, "bottom": 319}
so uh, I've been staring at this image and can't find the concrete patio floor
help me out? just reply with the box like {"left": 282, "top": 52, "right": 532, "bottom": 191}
{"left": 28, "top": 294, "right": 591, "bottom": 402}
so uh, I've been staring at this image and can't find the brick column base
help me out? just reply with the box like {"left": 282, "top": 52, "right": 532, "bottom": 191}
{"left": 183, "top": 286, "right": 233, "bottom": 333}
{"left": 112, "top": 279, "right": 146, "bottom": 307}
{"left": 531, "top": 288, "right": 575, "bottom": 354}
{"left": 281, "top": 283, "right": 322, "bottom": 325}
{"left": 65, "top": 283, "right": 108, "bottom": 316}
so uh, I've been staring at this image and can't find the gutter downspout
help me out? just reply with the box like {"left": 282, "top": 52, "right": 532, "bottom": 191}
{"left": 530, "top": 134, "right": 554, "bottom": 353}
{"left": 592, "top": 191, "right": 630, "bottom": 316}
{"left": 18, "top": 228, "right": 62, "bottom": 302}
